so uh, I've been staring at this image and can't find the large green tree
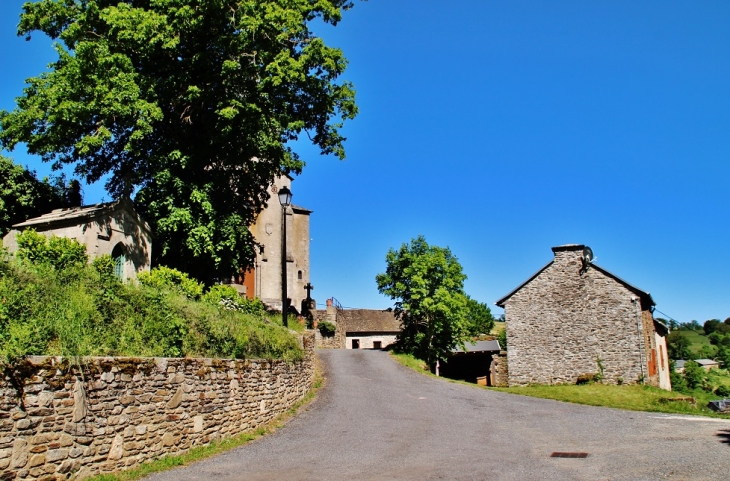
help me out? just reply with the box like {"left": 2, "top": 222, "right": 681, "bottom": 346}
{"left": 0, "top": 0, "right": 358, "bottom": 282}
{"left": 0, "top": 154, "right": 64, "bottom": 237}
{"left": 376, "top": 235, "right": 470, "bottom": 370}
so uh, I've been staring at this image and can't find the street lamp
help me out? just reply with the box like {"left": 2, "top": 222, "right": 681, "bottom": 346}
{"left": 278, "top": 185, "right": 292, "bottom": 328}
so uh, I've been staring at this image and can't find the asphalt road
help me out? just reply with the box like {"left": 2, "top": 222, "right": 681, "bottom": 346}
{"left": 144, "top": 350, "right": 730, "bottom": 481}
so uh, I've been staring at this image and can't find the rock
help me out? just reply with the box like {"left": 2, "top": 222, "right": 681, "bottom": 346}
{"left": 72, "top": 378, "right": 88, "bottom": 422}
{"left": 161, "top": 432, "right": 177, "bottom": 447}
{"left": 193, "top": 416, "right": 204, "bottom": 433}
{"left": 107, "top": 434, "right": 124, "bottom": 461}
{"left": 27, "top": 453, "right": 45, "bottom": 467}
{"left": 10, "top": 438, "right": 28, "bottom": 469}
{"left": 167, "top": 386, "right": 185, "bottom": 409}
{"left": 46, "top": 449, "right": 69, "bottom": 462}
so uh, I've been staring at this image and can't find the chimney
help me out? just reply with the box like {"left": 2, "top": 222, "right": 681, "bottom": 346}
{"left": 551, "top": 244, "right": 587, "bottom": 268}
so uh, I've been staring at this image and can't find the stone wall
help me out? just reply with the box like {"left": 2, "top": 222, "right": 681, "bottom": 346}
{"left": 0, "top": 333, "right": 315, "bottom": 480}
{"left": 502, "top": 246, "right": 653, "bottom": 387}
{"left": 489, "top": 351, "right": 508, "bottom": 387}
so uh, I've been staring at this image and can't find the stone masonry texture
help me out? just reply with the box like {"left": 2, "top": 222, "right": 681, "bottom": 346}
{"left": 501, "top": 246, "right": 657, "bottom": 387}
{"left": 0, "top": 333, "right": 314, "bottom": 481}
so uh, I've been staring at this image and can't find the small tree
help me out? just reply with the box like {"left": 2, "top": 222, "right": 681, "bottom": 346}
{"left": 376, "top": 235, "right": 469, "bottom": 371}
{"left": 666, "top": 331, "right": 693, "bottom": 360}
{"left": 464, "top": 296, "right": 495, "bottom": 337}
{"left": 683, "top": 360, "right": 706, "bottom": 390}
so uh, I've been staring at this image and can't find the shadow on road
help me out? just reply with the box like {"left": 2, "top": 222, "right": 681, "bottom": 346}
{"left": 717, "top": 429, "right": 730, "bottom": 445}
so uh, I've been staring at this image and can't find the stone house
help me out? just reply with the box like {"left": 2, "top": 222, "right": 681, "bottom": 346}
{"left": 496, "top": 244, "right": 671, "bottom": 390}
{"left": 2, "top": 198, "right": 151, "bottom": 280}
{"left": 235, "top": 175, "right": 312, "bottom": 313}
{"left": 313, "top": 302, "right": 400, "bottom": 349}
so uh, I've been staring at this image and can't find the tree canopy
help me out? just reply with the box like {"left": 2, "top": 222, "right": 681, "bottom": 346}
{"left": 0, "top": 0, "right": 358, "bottom": 282}
{"left": 376, "top": 235, "right": 477, "bottom": 370}
{"left": 0, "top": 154, "right": 65, "bottom": 237}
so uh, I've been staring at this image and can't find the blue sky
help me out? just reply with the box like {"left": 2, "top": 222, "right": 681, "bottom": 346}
{"left": 1, "top": 1, "right": 729, "bottom": 323}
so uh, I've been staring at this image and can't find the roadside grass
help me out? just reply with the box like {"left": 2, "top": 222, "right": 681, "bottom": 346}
{"left": 493, "top": 384, "right": 730, "bottom": 418}
{"left": 389, "top": 352, "right": 730, "bottom": 419}
{"left": 86, "top": 360, "right": 325, "bottom": 481}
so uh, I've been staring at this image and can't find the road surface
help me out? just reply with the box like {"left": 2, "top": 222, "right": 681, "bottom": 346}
{"left": 144, "top": 349, "right": 730, "bottom": 480}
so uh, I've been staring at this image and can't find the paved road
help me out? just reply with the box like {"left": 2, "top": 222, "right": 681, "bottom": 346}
{"left": 145, "top": 350, "right": 730, "bottom": 480}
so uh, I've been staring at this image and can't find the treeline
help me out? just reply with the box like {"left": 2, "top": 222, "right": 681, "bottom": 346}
{"left": 0, "top": 230, "right": 303, "bottom": 365}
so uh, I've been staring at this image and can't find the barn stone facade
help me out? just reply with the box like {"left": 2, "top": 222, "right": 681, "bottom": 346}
{"left": 496, "top": 244, "right": 670, "bottom": 390}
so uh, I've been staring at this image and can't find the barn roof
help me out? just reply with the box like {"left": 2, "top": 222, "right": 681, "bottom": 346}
{"left": 339, "top": 309, "right": 400, "bottom": 333}
{"left": 495, "top": 254, "right": 655, "bottom": 308}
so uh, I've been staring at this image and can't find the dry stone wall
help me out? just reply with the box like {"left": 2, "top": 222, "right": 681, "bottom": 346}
{"left": 0, "top": 333, "right": 314, "bottom": 480}
{"left": 503, "top": 249, "right": 648, "bottom": 387}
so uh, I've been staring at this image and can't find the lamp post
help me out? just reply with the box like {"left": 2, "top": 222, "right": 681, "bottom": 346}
{"left": 278, "top": 185, "right": 292, "bottom": 328}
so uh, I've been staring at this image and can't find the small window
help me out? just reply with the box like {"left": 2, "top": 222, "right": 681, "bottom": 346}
{"left": 298, "top": 270, "right": 302, "bottom": 280}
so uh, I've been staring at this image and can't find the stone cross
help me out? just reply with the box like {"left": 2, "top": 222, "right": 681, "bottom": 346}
{"left": 304, "top": 282, "right": 314, "bottom": 300}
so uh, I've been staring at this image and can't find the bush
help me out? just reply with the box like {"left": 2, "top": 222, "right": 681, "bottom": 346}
{"left": 15, "top": 229, "right": 87, "bottom": 270}
{"left": 683, "top": 361, "right": 707, "bottom": 390}
{"left": 318, "top": 321, "right": 336, "bottom": 336}
{"left": 0, "top": 255, "right": 302, "bottom": 364}
{"left": 138, "top": 266, "right": 204, "bottom": 299}
{"left": 202, "top": 284, "right": 241, "bottom": 304}
{"left": 715, "top": 384, "right": 730, "bottom": 398}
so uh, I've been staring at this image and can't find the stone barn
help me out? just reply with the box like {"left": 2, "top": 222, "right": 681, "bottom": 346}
{"left": 495, "top": 244, "right": 670, "bottom": 390}
{"left": 312, "top": 302, "right": 400, "bottom": 349}
{"left": 2, "top": 198, "right": 151, "bottom": 281}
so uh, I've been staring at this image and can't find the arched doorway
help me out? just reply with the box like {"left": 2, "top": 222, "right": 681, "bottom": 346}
{"left": 112, "top": 243, "right": 126, "bottom": 280}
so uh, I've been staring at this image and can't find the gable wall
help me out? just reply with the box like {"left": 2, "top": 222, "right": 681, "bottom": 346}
{"left": 504, "top": 249, "right": 649, "bottom": 386}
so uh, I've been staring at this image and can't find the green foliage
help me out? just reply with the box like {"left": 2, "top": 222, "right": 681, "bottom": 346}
{"left": 464, "top": 296, "right": 495, "bottom": 337}
{"left": 318, "top": 321, "right": 336, "bottom": 336}
{"left": 0, "top": 154, "right": 65, "bottom": 237}
{"left": 1, "top": 0, "right": 358, "bottom": 283}
{"left": 683, "top": 360, "right": 707, "bottom": 390}
{"left": 376, "top": 235, "right": 470, "bottom": 370}
{"left": 716, "top": 384, "right": 730, "bottom": 398}
{"left": 202, "top": 284, "right": 242, "bottom": 305}
{"left": 0, "top": 255, "right": 302, "bottom": 364}
{"left": 697, "top": 344, "right": 716, "bottom": 359}
{"left": 138, "top": 266, "right": 204, "bottom": 300}
{"left": 667, "top": 331, "right": 693, "bottom": 360}
{"left": 704, "top": 319, "right": 721, "bottom": 335}
{"left": 15, "top": 229, "right": 88, "bottom": 270}
{"left": 497, "top": 329, "right": 507, "bottom": 351}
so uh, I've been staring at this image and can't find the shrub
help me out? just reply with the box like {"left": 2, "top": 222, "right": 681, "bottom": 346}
{"left": 15, "top": 229, "right": 87, "bottom": 270}
{"left": 202, "top": 284, "right": 241, "bottom": 304}
{"left": 0, "top": 256, "right": 301, "bottom": 363}
{"left": 318, "top": 321, "right": 336, "bottom": 336}
{"left": 138, "top": 266, "right": 204, "bottom": 299}
{"left": 715, "top": 384, "right": 730, "bottom": 398}
{"left": 683, "top": 361, "right": 707, "bottom": 390}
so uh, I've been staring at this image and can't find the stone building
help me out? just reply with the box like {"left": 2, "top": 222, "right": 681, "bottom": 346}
{"left": 2, "top": 198, "right": 151, "bottom": 280}
{"left": 496, "top": 244, "right": 670, "bottom": 390}
{"left": 238, "top": 175, "right": 312, "bottom": 313}
{"left": 313, "top": 302, "right": 400, "bottom": 349}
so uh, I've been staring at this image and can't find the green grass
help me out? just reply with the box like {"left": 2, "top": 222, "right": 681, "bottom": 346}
{"left": 674, "top": 328, "right": 712, "bottom": 356}
{"left": 492, "top": 383, "right": 730, "bottom": 418}
{"left": 86, "top": 361, "right": 326, "bottom": 481}
{"left": 490, "top": 321, "right": 505, "bottom": 335}
{"left": 390, "top": 352, "right": 730, "bottom": 418}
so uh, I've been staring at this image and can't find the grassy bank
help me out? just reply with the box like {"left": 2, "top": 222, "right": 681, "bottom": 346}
{"left": 0, "top": 234, "right": 303, "bottom": 363}
{"left": 390, "top": 352, "right": 730, "bottom": 418}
